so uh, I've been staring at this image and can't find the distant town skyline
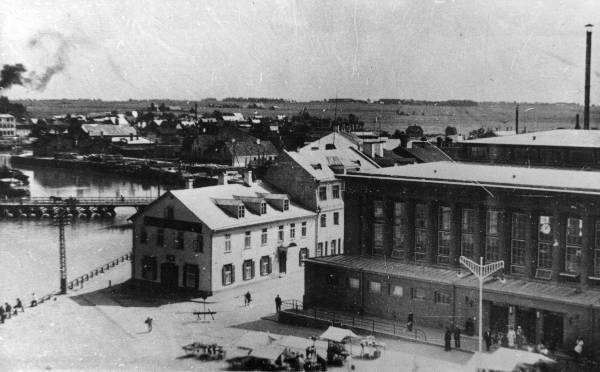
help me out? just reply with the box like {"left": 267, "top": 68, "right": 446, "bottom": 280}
{"left": 1, "top": 0, "right": 599, "bottom": 104}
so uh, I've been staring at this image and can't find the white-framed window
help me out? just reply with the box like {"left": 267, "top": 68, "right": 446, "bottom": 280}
{"left": 261, "top": 228, "right": 268, "bottom": 245}
{"left": 368, "top": 281, "right": 382, "bottom": 294}
{"left": 283, "top": 199, "right": 289, "bottom": 210}
{"left": 333, "top": 212, "right": 339, "bottom": 225}
{"left": 243, "top": 259, "right": 255, "bottom": 280}
{"left": 244, "top": 231, "right": 251, "bottom": 249}
{"left": 260, "top": 256, "right": 271, "bottom": 276}
{"left": 260, "top": 202, "right": 267, "bottom": 215}
{"left": 332, "top": 185, "right": 340, "bottom": 199}
{"left": 301, "top": 222, "right": 307, "bottom": 237}
{"left": 320, "top": 214, "right": 327, "bottom": 228}
{"left": 348, "top": 277, "right": 360, "bottom": 289}
{"left": 290, "top": 223, "right": 296, "bottom": 239}
{"left": 278, "top": 225, "right": 284, "bottom": 242}
{"left": 225, "top": 234, "right": 231, "bottom": 253}
{"left": 319, "top": 186, "right": 327, "bottom": 201}
{"left": 238, "top": 206, "right": 245, "bottom": 218}
{"left": 222, "top": 264, "right": 234, "bottom": 286}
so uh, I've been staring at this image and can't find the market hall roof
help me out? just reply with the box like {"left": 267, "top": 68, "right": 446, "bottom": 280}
{"left": 462, "top": 129, "right": 600, "bottom": 148}
{"left": 343, "top": 161, "right": 600, "bottom": 195}
{"left": 306, "top": 255, "right": 600, "bottom": 308}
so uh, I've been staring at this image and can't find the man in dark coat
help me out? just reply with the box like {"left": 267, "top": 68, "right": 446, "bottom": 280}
{"left": 453, "top": 326, "right": 461, "bottom": 348}
{"left": 275, "top": 294, "right": 282, "bottom": 312}
{"left": 484, "top": 328, "right": 492, "bottom": 351}
{"left": 444, "top": 328, "right": 452, "bottom": 351}
{"left": 407, "top": 312, "right": 414, "bottom": 332}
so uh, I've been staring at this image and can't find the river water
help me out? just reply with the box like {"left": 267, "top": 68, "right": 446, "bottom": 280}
{"left": 0, "top": 154, "right": 161, "bottom": 303}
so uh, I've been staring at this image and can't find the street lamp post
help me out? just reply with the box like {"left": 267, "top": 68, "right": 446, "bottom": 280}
{"left": 459, "top": 256, "right": 504, "bottom": 352}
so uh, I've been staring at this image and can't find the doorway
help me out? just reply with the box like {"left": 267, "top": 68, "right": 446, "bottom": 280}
{"left": 515, "top": 307, "right": 537, "bottom": 344}
{"left": 278, "top": 249, "right": 287, "bottom": 274}
{"left": 160, "top": 263, "right": 179, "bottom": 288}
{"left": 543, "top": 311, "right": 563, "bottom": 350}
{"left": 490, "top": 304, "right": 509, "bottom": 335}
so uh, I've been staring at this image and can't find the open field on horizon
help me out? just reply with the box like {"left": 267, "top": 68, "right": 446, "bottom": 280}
{"left": 14, "top": 99, "right": 600, "bottom": 136}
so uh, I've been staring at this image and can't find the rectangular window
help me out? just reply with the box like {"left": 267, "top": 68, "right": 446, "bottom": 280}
{"left": 299, "top": 248, "right": 308, "bottom": 266}
{"left": 140, "top": 228, "right": 148, "bottom": 244}
{"left": 391, "top": 285, "right": 403, "bottom": 297}
{"left": 537, "top": 215, "right": 554, "bottom": 269}
{"left": 164, "top": 206, "right": 174, "bottom": 219}
{"left": 331, "top": 240, "right": 337, "bottom": 255}
{"left": 320, "top": 214, "right": 327, "bottom": 228}
{"left": 156, "top": 228, "right": 164, "bottom": 246}
{"left": 437, "top": 206, "right": 451, "bottom": 264}
{"left": 183, "top": 264, "right": 199, "bottom": 288}
{"left": 368, "top": 281, "right": 382, "bottom": 294}
{"left": 319, "top": 186, "right": 327, "bottom": 201}
{"left": 333, "top": 212, "right": 339, "bottom": 225}
{"left": 260, "top": 256, "right": 271, "bottom": 276}
{"left": 461, "top": 208, "right": 474, "bottom": 259}
{"left": 261, "top": 228, "right": 268, "bottom": 245}
{"left": 194, "top": 235, "right": 203, "bottom": 253}
{"left": 324, "top": 241, "right": 328, "bottom": 255}
{"left": 175, "top": 231, "right": 184, "bottom": 250}
{"left": 244, "top": 231, "right": 251, "bottom": 249}
{"left": 301, "top": 222, "right": 307, "bottom": 237}
{"left": 316, "top": 243, "right": 323, "bottom": 257}
{"left": 238, "top": 206, "right": 245, "bottom": 218}
{"left": 391, "top": 202, "right": 408, "bottom": 259}
{"left": 260, "top": 202, "right": 267, "bottom": 215}
{"left": 511, "top": 213, "right": 527, "bottom": 274}
{"left": 290, "top": 223, "right": 296, "bottom": 239}
{"left": 243, "top": 259, "right": 255, "bottom": 280}
{"left": 284, "top": 199, "right": 289, "bottom": 210}
{"left": 278, "top": 225, "right": 284, "bottom": 242}
{"left": 414, "top": 203, "right": 429, "bottom": 261}
{"left": 332, "top": 185, "right": 340, "bottom": 199}
{"left": 141, "top": 256, "right": 157, "bottom": 280}
{"left": 373, "top": 223, "right": 385, "bottom": 255}
{"left": 565, "top": 218, "right": 583, "bottom": 273}
{"left": 411, "top": 287, "right": 426, "bottom": 300}
{"left": 434, "top": 291, "right": 450, "bottom": 305}
{"left": 373, "top": 200, "right": 385, "bottom": 219}
{"left": 485, "top": 210, "right": 501, "bottom": 262}
{"left": 222, "top": 264, "right": 234, "bottom": 286}
{"left": 348, "top": 277, "right": 360, "bottom": 289}
{"left": 225, "top": 234, "right": 231, "bottom": 253}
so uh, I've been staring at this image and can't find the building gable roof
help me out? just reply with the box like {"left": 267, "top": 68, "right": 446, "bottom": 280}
{"left": 81, "top": 124, "right": 137, "bottom": 137}
{"left": 463, "top": 129, "right": 600, "bottom": 148}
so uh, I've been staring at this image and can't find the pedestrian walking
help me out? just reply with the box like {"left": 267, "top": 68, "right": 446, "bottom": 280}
{"left": 0, "top": 304, "right": 5, "bottom": 324}
{"left": 30, "top": 293, "right": 38, "bottom": 307}
{"left": 407, "top": 312, "right": 414, "bottom": 332}
{"left": 444, "top": 328, "right": 452, "bottom": 351}
{"left": 244, "top": 291, "right": 251, "bottom": 306}
{"left": 516, "top": 325, "right": 525, "bottom": 349}
{"left": 4, "top": 303, "right": 11, "bottom": 319}
{"left": 15, "top": 298, "right": 24, "bottom": 313}
{"left": 275, "top": 294, "right": 282, "bottom": 312}
{"left": 484, "top": 329, "right": 492, "bottom": 351}
{"left": 145, "top": 317, "right": 153, "bottom": 332}
{"left": 453, "top": 326, "right": 461, "bottom": 349}
{"left": 507, "top": 326, "right": 516, "bottom": 348}
{"left": 574, "top": 337, "right": 584, "bottom": 361}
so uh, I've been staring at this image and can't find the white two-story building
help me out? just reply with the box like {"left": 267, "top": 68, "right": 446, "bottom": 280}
{"left": 131, "top": 181, "right": 316, "bottom": 295}
{"left": 0, "top": 114, "right": 16, "bottom": 137}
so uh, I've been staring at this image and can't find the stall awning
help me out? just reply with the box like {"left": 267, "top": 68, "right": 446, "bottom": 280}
{"left": 319, "top": 326, "right": 358, "bottom": 343}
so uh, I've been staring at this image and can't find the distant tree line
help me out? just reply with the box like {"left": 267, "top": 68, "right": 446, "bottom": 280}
{"left": 378, "top": 99, "right": 478, "bottom": 107}
{"left": 327, "top": 98, "right": 369, "bottom": 104}
{"left": 0, "top": 96, "right": 27, "bottom": 117}
{"left": 222, "top": 97, "right": 289, "bottom": 103}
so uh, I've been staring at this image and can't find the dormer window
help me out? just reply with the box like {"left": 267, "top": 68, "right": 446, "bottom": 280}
{"left": 311, "top": 163, "right": 322, "bottom": 170}
{"left": 260, "top": 202, "right": 267, "bottom": 215}
{"left": 283, "top": 199, "right": 289, "bottom": 211}
{"left": 238, "top": 206, "right": 245, "bottom": 218}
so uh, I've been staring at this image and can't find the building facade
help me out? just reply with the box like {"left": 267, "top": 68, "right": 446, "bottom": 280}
{"left": 304, "top": 161, "right": 600, "bottom": 357}
{"left": 132, "top": 182, "right": 315, "bottom": 295}
{"left": 0, "top": 114, "right": 16, "bottom": 137}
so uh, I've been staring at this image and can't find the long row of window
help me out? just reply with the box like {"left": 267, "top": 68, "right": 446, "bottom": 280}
{"left": 318, "top": 184, "right": 342, "bottom": 201}
{"left": 140, "top": 228, "right": 203, "bottom": 253}
{"left": 141, "top": 257, "right": 200, "bottom": 288}
{"left": 224, "top": 222, "right": 308, "bottom": 253}
{"left": 340, "top": 275, "right": 451, "bottom": 304}
{"left": 372, "top": 200, "right": 599, "bottom": 278}
{"left": 316, "top": 238, "right": 342, "bottom": 257}
{"left": 319, "top": 212, "right": 340, "bottom": 228}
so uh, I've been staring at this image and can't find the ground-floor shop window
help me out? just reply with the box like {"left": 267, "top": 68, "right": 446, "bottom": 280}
{"left": 260, "top": 256, "right": 272, "bottom": 276}
{"left": 222, "top": 264, "right": 234, "bottom": 286}
{"left": 390, "top": 285, "right": 403, "bottom": 297}
{"left": 368, "top": 281, "right": 381, "bottom": 294}
{"left": 183, "top": 264, "right": 199, "bottom": 288}
{"left": 348, "top": 277, "right": 360, "bottom": 289}
{"left": 141, "top": 256, "right": 157, "bottom": 280}
{"left": 243, "top": 259, "right": 255, "bottom": 280}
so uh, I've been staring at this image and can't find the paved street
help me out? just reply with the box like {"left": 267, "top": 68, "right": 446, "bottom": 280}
{"left": 0, "top": 265, "right": 472, "bottom": 371}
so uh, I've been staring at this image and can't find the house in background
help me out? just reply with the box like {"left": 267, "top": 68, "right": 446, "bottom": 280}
{"left": 131, "top": 177, "right": 315, "bottom": 295}
{"left": 0, "top": 114, "right": 16, "bottom": 137}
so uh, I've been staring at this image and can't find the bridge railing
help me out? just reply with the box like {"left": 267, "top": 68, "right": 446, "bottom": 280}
{"left": 0, "top": 197, "right": 155, "bottom": 205}
{"left": 68, "top": 252, "right": 132, "bottom": 290}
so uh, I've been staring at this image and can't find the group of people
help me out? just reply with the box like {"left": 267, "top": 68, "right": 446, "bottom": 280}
{"left": 0, "top": 298, "right": 25, "bottom": 323}
{"left": 443, "top": 326, "right": 462, "bottom": 351}
{"left": 481, "top": 325, "right": 528, "bottom": 351}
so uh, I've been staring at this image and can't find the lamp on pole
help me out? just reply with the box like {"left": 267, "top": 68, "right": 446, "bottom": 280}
{"left": 459, "top": 256, "right": 504, "bottom": 352}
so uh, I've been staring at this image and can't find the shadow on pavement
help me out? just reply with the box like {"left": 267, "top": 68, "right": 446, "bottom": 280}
{"left": 229, "top": 317, "right": 324, "bottom": 339}
{"left": 69, "top": 280, "right": 204, "bottom": 307}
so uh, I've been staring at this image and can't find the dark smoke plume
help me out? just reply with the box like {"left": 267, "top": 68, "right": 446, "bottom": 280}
{"left": 26, "top": 31, "right": 72, "bottom": 91}
{"left": 0, "top": 64, "right": 27, "bottom": 90}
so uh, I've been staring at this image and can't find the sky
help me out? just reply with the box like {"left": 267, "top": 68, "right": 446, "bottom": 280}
{"left": 0, "top": 0, "right": 599, "bottom": 103}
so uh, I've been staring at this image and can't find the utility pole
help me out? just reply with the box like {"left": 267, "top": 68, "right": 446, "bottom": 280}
{"left": 459, "top": 256, "right": 504, "bottom": 352}
{"left": 54, "top": 208, "right": 70, "bottom": 294}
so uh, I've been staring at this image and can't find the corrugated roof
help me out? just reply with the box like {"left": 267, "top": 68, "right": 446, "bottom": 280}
{"left": 463, "top": 129, "right": 600, "bottom": 147}
{"left": 288, "top": 147, "right": 379, "bottom": 181}
{"left": 307, "top": 255, "right": 600, "bottom": 307}
{"left": 81, "top": 124, "right": 137, "bottom": 137}
{"left": 170, "top": 183, "right": 314, "bottom": 231}
{"left": 345, "top": 161, "right": 600, "bottom": 195}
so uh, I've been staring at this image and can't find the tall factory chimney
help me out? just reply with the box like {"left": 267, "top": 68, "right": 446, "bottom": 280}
{"left": 584, "top": 24, "right": 593, "bottom": 130}
{"left": 575, "top": 113, "right": 580, "bottom": 129}
{"left": 515, "top": 104, "right": 519, "bottom": 134}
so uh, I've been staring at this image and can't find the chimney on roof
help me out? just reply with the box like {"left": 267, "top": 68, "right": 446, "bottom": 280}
{"left": 576, "top": 113, "right": 581, "bottom": 129}
{"left": 515, "top": 105, "right": 519, "bottom": 134}
{"left": 186, "top": 178, "right": 194, "bottom": 189}
{"left": 243, "top": 170, "right": 254, "bottom": 186}
{"left": 584, "top": 24, "right": 593, "bottom": 130}
{"left": 218, "top": 172, "right": 229, "bottom": 185}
